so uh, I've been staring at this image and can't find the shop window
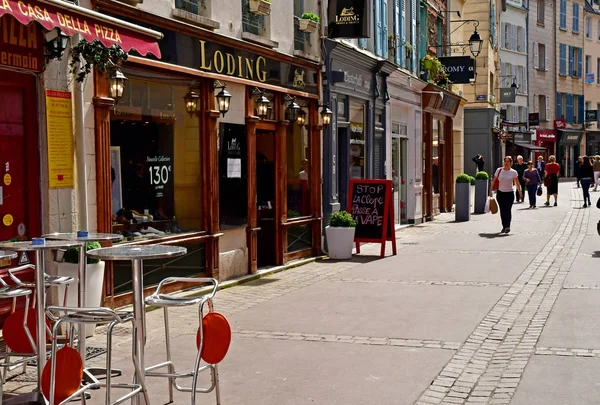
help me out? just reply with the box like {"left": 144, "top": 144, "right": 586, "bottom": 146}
{"left": 219, "top": 123, "right": 248, "bottom": 228}
{"left": 110, "top": 71, "right": 203, "bottom": 240}
{"left": 287, "top": 115, "right": 311, "bottom": 218}
{"left": 349, "top": 102, "right": 366, "bottom": 179}
{"left": 287, "top": 224, "right": 312, "bottom": 253}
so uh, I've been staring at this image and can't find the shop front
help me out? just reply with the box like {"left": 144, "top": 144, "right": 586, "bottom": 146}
{"left": 464, "top": 108, "right": 503, "bottom": 178}
{"left": 509, "top": 131, "right": 545, "bottom": 161}
{"left": 535, "top": 129, "right": 557, "bottom": 158}
{"left": 322, "top": 40, "right": 387, "bottom": 223}
{"left": 422, "top": 85, "right": 462, "bottom": 221}
{"left": 93, "top": 2, "right": 322, "bottom": 307}
{"left": 557, "top": 129, "right": 585, "bottom": 177}
{"left": 585, "top": 131, "right": 600, "bottom": 156}
{"left": 386, "top": 69, "right": 426, "bottom": 225}
{"left": 0, "top": 1, "right": 162, "bottom": 313}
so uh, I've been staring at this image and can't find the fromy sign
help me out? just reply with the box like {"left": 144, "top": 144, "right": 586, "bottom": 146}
{"left": 438, "top": 56, "right": 476, "bottom": 84}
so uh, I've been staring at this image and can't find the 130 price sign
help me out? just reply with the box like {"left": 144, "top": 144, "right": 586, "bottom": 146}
{"left": 146, "top": 155, "right": 173, "bottom": 198}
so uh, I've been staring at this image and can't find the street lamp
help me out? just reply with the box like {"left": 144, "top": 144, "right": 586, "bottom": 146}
{"left": 108, "top": 69, "right": 127, "bottom": 102}
{"left": 296, "top": 108, "right": 307, "bottom": 126}
{"left": 320, "top": 104, "right": 333, "bottom": 126}
{"left": 256, "top": 94, "right": 270, "bottom": 119}
{"left": 468, "top": 29, "right": 483, "bottom": 58}
{"left": 214, "top": 82, "right": 232, "bottom": 117}
{"left": 184, "top": 90, "right": 200, "bottom": 116}
{"left": 44, "top": 28, "right": 69, "bottom": 61}
{"left": 286, "top": 98, "right": 301, "bottom": 122}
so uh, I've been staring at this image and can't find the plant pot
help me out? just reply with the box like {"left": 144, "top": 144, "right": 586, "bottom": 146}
{"left": 474, "top": 179, "right": 489, "bottom": 214}
{"left": 455, "top": 183, "right": 471, "bottom": 222}
{"left": 56, "top": 261, "right": 106, "bottom": 337}
{"left": 325, "top": 226, "right": 356, "bottom": 259}
{"left": 298, "top": 19, "right": 318, "bottom": 33}
{"left": 248, "top": 0, "right": 271, "bottom": 16}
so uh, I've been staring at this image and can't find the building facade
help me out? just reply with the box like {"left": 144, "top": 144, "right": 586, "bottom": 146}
{"left": 584, "top": 1, "right": 600, "bottom": 155}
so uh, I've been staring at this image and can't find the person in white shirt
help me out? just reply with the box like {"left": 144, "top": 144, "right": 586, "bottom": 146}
{"left": 490, "top": 156, "right": 523, "bottom": 234}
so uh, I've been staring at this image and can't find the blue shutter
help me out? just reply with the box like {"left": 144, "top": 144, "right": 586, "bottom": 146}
{"left": 381, "top": 0, "right": 388, "bottom": 58}
{"left": 569, "top": 45, "right": 574, "bottom": 76}
{"left": 566, "top": 93, "right": 573, "bottom": 123}
{"left": 411, "top": 0, "right": 417, "bottom": 72}
{"left": 578, "top": 49, "right": 583, "bottom": 77}
{"left": 374, "top": 0, "right": 382, "bottom": 55}
{"left": 578, "top": 95, "right": 585, "bottom": 124}
{"left": 560, "top": 0, "right": 567, "bottom": 29}
{"left": 573, "top": 4, "right": 579, "bottom": 33}
{"left": 394, "top": 0, "right": 403, "bottom": 65}
{"left": 559, "top": 44, "right": 566, "bottom": 75}
{"left": 557, "top": 93, "right": 563, "bottom": 119}
{"left": 490, "top": 2, "right": 497, "bottom": 47}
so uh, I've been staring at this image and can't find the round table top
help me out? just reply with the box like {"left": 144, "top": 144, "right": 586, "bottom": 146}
{"left": 0, "top": 240, "right": 83, "bottom": 251}
{"left": 87, "top": 245, "right": 187, "bottom": 261}
{"left": 43, "top": 232, "right": 123, "bottom": 243}
{"left": 0, "top": 250, "right": 17, "bottom": 260}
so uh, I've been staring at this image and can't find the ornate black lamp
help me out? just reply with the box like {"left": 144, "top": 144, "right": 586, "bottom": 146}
{"left": 108, "top": 69, "right": 127, "bottom": 102}
{"left": 214, "top": 81, "right": 232, "bottom": 117}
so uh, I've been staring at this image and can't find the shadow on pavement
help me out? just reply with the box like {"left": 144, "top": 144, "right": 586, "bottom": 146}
{"left": 324, "top": 256, "right": 383, "bottom": 264}
{"left": 478, "top": 233, "right": 509, "bottom": 239}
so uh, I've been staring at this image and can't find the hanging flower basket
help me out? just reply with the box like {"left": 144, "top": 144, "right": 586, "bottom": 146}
{"left": 249, "top": 0, "right": 271, "bottom": 16}
{"left": 299, "top": 19, "right": 318, "bottom": 33}
{"left": 421, "top": 58, "right": 434, "bottom": 70}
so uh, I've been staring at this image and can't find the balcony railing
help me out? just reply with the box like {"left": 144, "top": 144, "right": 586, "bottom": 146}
{"left": 242, "top": 0, "right": 265, "bottom": 35}
{"left": 175, "top": 0, "right": 205, "bottom": 14}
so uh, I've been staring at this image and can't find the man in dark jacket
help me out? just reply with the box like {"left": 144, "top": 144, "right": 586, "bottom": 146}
{"left": 472, "top": 154, "right": 485, "bottom": 173}
{"left": 575, "top": 156, "right": 583, "bottom": 187}
{"left": 536, "top": 156, "right": 546, "bottom": 178}
{"left": 513, "top": 155, "right": 527, "bottom": 203}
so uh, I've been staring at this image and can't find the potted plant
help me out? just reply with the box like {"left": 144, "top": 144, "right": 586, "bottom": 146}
{"left": 421, "top": 55, "right": 445, "bottom": 83}
{"left": 474, "top": 171, "right": 490, "bottom": 214}
{"left": 249, "top": 0, "right": 271, "bottom": 16}
{"left": 404, "top": 42, "right": 414, "bottom": 59}
{"left": 299, "top": 11, "right": 319, "bottom": 33}
{"left": 325, "top": 211, "right": 357, "bottom": 260}
{"left": 455, "top": 174, "right": 472, "bottom": 222}
{"left": 56, "top": 241, "right": 105, "bottom": 337}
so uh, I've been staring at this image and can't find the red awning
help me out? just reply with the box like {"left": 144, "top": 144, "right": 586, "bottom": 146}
{"left": 0, "top": 0, "right": 162, "bottom": 57}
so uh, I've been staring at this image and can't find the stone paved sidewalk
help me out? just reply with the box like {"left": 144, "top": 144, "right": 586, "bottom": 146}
{"left": 5, "top": 181, "right": 600, "bottom": 405}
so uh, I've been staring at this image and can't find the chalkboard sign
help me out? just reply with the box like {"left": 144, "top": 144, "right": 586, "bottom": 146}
{"left": 347, "top": 179, "right": 397, "bottom": 257}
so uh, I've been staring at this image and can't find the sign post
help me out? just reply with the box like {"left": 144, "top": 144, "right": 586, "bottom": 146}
{"left": 347, "top": 179, "right": 397, "bottom": 257}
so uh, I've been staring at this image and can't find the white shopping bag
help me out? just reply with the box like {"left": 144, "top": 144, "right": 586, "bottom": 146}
{"left": 484, "top": 198, "right": 491, "bottom": 214}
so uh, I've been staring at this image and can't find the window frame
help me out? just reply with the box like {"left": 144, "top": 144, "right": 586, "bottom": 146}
{"left": 537, "top": 0, "right": 545, "bottom": 24}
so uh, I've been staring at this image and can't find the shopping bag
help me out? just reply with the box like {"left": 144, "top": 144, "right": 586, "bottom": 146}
{"left": 489, "top": 198, "right": 498, "bottom": 214}
{"left": 484, "top": 198, "right": 491, "bottom": 213}
{"left": 536, "top": 186, "right": 543, "bottom": 196}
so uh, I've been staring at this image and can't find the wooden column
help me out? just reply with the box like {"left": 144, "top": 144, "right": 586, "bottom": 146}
{"left": 275, "top": 119, "right": 289, "bottom": 265}
{"left": 423, "top": 112, "right": 433, "bottom": 221}
{"left": 245, "top": 88, "right": 259, "bottom": 274}
{"left": 309, "top": 100, "right": 323, "bottom": 256}
{"left": 201, "top": 81, "right": 222, "bottom": 279}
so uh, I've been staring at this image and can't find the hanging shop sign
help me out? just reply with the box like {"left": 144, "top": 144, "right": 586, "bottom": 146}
{"left": 347, "top": 179, "right": 397, "bottom": 258}
{"left": 0, "top": 14, "right": 44, "bottom": 72}
{"left": 46, "top": 90, "right": 74, "bottom": 189}
{"left": 585, "top": 109, "right": 598, "bottom": 122}
{"left": 586, "top": 73, "right": 595, "bottom": 84}
{"left": 528, "top": 112, "right": 540, "bottom": 126}
{"left": 0, "top": 0, "right": 161, "bottom": 56}
{"left": 554, "top": 119, "right": 566, "bottom": 129}
{"left": 499, "top": 87, "right": 517, "bottom": 103}
{"left": 437, "top": 56, "right": 476, "bottom": 84}
{"left": 536, "top": 130, "right": 556, "bottom": 141}
{"left": 327, "top": 0, "right": 370, "bottom": 39}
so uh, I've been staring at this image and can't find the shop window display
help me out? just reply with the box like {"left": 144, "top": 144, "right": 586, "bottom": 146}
{"left": 349, "top": 102, "right": 366, "bottom": 179}
{"left": 110, "top": 70, "right": 203, "bottom": 241}
{"left": 287, "top": 114, "right": 310, "bottom": 218}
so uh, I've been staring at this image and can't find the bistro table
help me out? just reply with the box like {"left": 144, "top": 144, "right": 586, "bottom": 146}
{"left": 87, "top": 245, "right": 187, "bottom": 405}
{"left": 0, "top": 239, "right": 83, "bottom": 391}
{"left": 42, "top": 231, "right": 123, "bottom": 359}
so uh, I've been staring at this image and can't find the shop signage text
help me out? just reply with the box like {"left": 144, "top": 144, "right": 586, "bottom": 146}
{"left": 554, "top": 119, "right": 566, "bottom": 129}
{"left": 528, "top": 112, "right": 540, "bottom": 126}
{"left": 327, "top": 0, "right": 370, "bottom": 39}
{"left": 0, "top": 14, "right": 43, "bottom": 72}
{"left": 438, "top": 56, "right": 476, "bottom": 84}
{"left": 46, "top": 90, "right": 74, "bottom": 189}
{"left": 537, "top": 130, "right": 556, "bottom": 141}
{"left": 585, "top": 109, "right": 598, "bottom": 122}
{"left": 343, "top": 71, "right": 370, "bottom": 90}
{"left": 199, "top": 40, "right": 267, "bottom": 82}
{"left": 499, "top": 87, "right": 516, "bottom": 103}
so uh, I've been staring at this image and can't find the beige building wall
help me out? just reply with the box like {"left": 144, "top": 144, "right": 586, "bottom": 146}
{"left": 529, "top": 0, "right": 556, "bottom": 130}
{"left": 584, "top": 7, "right": 600, "bottom": 131}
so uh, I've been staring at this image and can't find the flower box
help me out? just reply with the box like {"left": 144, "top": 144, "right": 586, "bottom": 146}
{"left": 249, "top": 0, "right": 271, "bottom": 16}
{"left": 298, "top": 18, "right": 318, "bottom": 33}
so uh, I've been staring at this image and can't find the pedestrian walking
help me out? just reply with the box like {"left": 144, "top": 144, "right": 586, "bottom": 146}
{"left": 523, "top": 161, "right": 542, "bottom": 208}
{"left": 544, "top": 155, "right": 560, "bottom": 206}
{"left": 513, "top": 155, "right": 527, "bottom": 203}
{"left": 536, "top": 155, "right": 546, "bottom": 177}
{"left": 579, "top": 156, "right": 594, "bottom": 207}
{"left": 575, "top": 156, "right": 583, "bottom": 188}
{"left": 593, "top": 156, "right": 600, "bottom": 191}
{"left": 490, "top": 156, "right": 522, "bottom": 234}
{"left": 473, "top": 154, "right": 485, "bottom": 173}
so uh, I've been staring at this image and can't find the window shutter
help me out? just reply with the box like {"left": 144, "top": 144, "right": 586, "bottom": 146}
{"left": 578, "top": 94, "right": 585, "bottom": 124}
{"left": 395, "top": 0, "right": 403, "bottom": 66}
{"left": 534, "top": 42, "right": 539, "bottom": 69}
{"left": 411, "top": 0, "right": 417, "bottom": 72}
{"left": 569, "top": 45, "right": 574, "bottom": 75}
{"left": 559, "top": 44, "right": 566, "bottom": 75}
{"left": 566, "top": 93, "right": 573, "bottom": 122}
{"left": 533, "top": 94, "right": 538, "bottom": 111}
{"left": 578, "top": 49, "right": 583, "bottom": 78}
{"left": 511, "top": 24, "right": 516, "bottom": 50}
{"left": 374, "top": 0, "right": 382, "bottom": 55}
{"left": 574, "top": 4, "right": 579, "bottom": 33}
{"left": 546, "top": 98, "right": 551, "bottom": 121}
{"left": 545, "top": 44, "right": 550, "bottom": 71}
{"left": 560, "top": 0, "right": 566, "bottom": 28}
{"left": 381, "top": 0, "right": 388, "bottom": 58}
{"left": 557, "top": 92, "right": 563, "bottom": 119}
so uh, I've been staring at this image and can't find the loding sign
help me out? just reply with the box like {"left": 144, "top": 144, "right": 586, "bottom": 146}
{"left": 0, "top": 0, "right": 160, "bottom": 57}
{"left": 327, "top": 0, "right": 370, "bottom": 39}
{"left": 0, "top": 14, "right": 43, "bottom": 72}
{"left": 499, "top": 87, "right": 516, "bottom": 103}
{"left": 528, "top": 112, "right": 540, "bottom": 126}
{"left": 46, "top": 90, "right": 74, "bottom": 189}
{"left": 438, "top": 56, "right": 476, "bottom": 84}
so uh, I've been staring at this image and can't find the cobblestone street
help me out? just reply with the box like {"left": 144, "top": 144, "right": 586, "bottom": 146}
{"left": 5, "top": 181, "right": 600, "bottom": 404}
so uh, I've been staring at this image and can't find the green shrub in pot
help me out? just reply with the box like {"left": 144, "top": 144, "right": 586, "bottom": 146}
{"left": 455, "top": 173, "right": 471, "bottom": 184}
{"left": 328, "top": 211, "right": 356, "bottom": 228}
{"left": 63, "top": 241, "right": 102, "bottom": 264}
{"left": 475, "top": 171, "right": 489, "bottom": 180}
{"left": 469, "top": 176, "right": 476, "bottom": 186}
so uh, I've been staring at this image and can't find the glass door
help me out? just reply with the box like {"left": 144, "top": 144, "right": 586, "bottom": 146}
{"left": 400, "top": 138, "right": 408, "bottom": 223}
{"left": 391, "top": 137, "right": 400, "bottom": 225}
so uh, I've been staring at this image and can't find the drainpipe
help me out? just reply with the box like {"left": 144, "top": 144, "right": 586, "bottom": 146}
{"left": 525, "top": 1, "right": 530, "bottom": 159}
{"left": 73, "top": 33, "right": 89, "bottom": 231}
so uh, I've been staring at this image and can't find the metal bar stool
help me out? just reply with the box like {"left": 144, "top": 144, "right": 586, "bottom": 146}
{"left": 45, "top": 306, "right": 151, "bottom": 405}
{"left": 7, "top": 265, "right": 74, "bottom": 309}
{"left": 145, "top": 277, "right": 227, "bottom": 405}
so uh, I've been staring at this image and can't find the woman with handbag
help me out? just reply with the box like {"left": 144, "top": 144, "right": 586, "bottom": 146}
{"left": 523, "top": 161, "right": 542, "bottom": 208}
{"left": 579, "top": 155, "right": 594, "bottom": 207}
{"left": 544, "top": 155, "right": 560, "bottom": 206}
{"left": 490, "top": 156, "right": 523, "bottom": 234}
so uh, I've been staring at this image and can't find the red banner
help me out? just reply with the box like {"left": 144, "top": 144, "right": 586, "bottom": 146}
{"left": 536, "top": 129, "right": 556, "bottom": 141}
{"left": 0, "top": 0, "right": 161, "bottom": 57}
